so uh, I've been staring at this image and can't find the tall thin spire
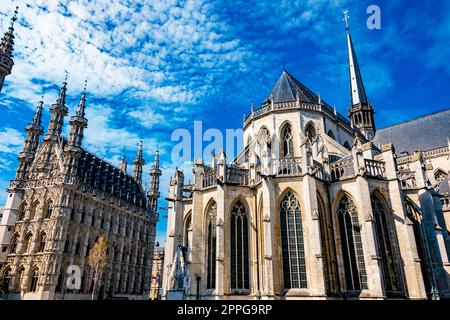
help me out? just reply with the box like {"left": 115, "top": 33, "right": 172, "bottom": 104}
{"left": 344, "top": 10, "right": 368, "bottom": 106}
{"left": 133, "top": 141, "right": 145, "bottom": 182}
{"left": 148, "top": 149, "right": 161, "bottom": 216}
{"left": 0, "top": 6, "right": 19, "bottom": 92}
{"left": 45, "top": 77, "right": 69, "bottom": 140}
{"left": 344, "top": 10, "right": 375, "bottom": 140}
{"left": 15, "top": 96, "right": 44, "bottom": 180}
{"left": 68, "top": 81, "right": 88, "bottom": 149}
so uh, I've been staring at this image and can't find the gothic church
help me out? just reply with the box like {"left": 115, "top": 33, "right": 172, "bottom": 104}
{"left": 162, "top": 14, "right": 450, "bottom": 300}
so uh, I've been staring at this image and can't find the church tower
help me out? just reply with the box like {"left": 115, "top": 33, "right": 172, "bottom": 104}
{"left": 344, "top": 10, "right": 376, "bottom": 140}
{"left": 0, "top": 7, "right": 18, "bottom": 92}
{"left": 15, "top": 97, "right": 44, "bottom": 180}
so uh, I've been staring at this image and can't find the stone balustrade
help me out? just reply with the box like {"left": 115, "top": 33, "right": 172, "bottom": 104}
{"left": 330, "top": 157, "right": 355, "bottom": 181}
{"left": 274, "top": 157, "right": 302, "bottom": 177}
{"left": 364, "top": 159, "right": 386, "bottom": 179}
{"left": 202, "top": 170, "right": 217, "bottom": 188}
{"left": 226, "top": 166, "right": 249, "bottom": 185}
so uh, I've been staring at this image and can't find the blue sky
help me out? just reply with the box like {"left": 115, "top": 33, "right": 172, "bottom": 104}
{"left": 0, "top": 0, "right": 449, "bottom": 245}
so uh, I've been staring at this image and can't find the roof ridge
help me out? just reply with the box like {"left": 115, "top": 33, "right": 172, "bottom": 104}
{"left": 378, "top": 108, "right": 450, "bottom": 130}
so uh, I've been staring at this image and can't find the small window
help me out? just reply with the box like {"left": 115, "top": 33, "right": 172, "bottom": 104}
{"left": 305, "top": 123, "right": 317, "bottom": 140}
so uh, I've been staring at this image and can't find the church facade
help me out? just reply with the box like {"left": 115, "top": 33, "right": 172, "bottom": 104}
{"left": 0, "top": 10, "right": 161, "bottom": 300}
{"left": 161, "top": 17, "right": 450, "bottom": 300}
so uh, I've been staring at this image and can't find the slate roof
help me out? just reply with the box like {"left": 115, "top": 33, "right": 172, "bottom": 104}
{"left": 373, "top": 109, "right": 450, "bottom": 153}
{"left": 74, "top": 148, "right": 147, "bottom": 209}
{"left": 266, "top": 70, "right": 323, "bottom": 104}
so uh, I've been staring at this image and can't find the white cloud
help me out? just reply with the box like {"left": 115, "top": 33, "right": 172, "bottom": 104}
{"left": 0, "top": 128, "right": 24, "bottom": 154}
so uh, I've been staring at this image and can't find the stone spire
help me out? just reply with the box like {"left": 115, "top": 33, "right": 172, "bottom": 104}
{"left": 120, "top": 146, "right": 127, "bottom": 173}
{"left": 15, "top": 96, "right": 44, "bottom": 180}
{"left": 133, "top": 141, "right": 145, "bottom": 182}
{"left": 44, "top": 76, "right": 68, "bottom": 141}
{"left": 344, "top": 10, "right": 375, "bottom": 140}
{"left": 148, "top": 149, "right": 161, "bottom": 215}
{"left": 68, "top": 80, "right": 88, "bottom": 150}
{"left": 0, "top": 6, "right": 18, "bottom": 92}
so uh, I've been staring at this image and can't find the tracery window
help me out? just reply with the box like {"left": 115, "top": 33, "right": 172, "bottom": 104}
{"left": 10, "top": 234, "right": 19, "bottom": 254}
{"left": 281, "top": 124, "right": 294, "bottom": 158}
{"left": 22, "top": 233, "right": 33, "bottom": 254}
{"left": 29, "top": 268, "right": 39, "bottom": 292}
{"left": 17, "top": 202, "right": 26, "bottom": 221}
{"left": 230, "top": 200, "right": 249, "bottom": 291}
{"left": 44, "top": 201, "right": 53, "bottom": 219}
{"left": 337, "top": 194, "right": 367, "bottom": 291}
{"left": 184, "top": 213, "right": 192, "bottom": 253}
{"left": 305, "top": 123, "right": 317, "bottom": 140}
{"left": 38, "top": 232, "right": 47, "bottom": 252}
{"left": 29, "top": 201, "right": 39, "bottom": 220}
{"left": 371, "top": 194, "right": 400, "bottom": 292}
{"left": 206, "top": 203, "right": 217, "bottom": 289}
{"left": 280, "top": 191, "right": 307, "bottom": 289}
{"left": 15, "top": 267, "right": 25, "bottom": 292}
{"left": 2, "top": 267, "right": 11, "bottom": 292}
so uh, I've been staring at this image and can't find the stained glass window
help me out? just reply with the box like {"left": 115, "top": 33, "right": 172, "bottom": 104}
{"left": 230, "top": 200, "right": 249, "bottom": 290}
{"left": 206, "top": 203, "right": 217, "bottom": 289}
{"left": 281, "top": 125, "right": 294, "bottom": 158}
{"left": 337, "top": 194, "right": 367, "bottom": 291}
{"left": 280, "top": 191, "right": 307, "bottom": 288}
{"left": 371, "top": 195, "right": 400, "bottom": 292}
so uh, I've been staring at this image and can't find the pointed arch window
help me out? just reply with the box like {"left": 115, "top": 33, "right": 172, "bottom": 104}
{"left": 2, "top": 267, "right": 11, "bottom": 293}
{"left": 280, "top": 191, "right": 307, "bottom": 289}
{"left": 22, "top": 233, "right": 33, "bottom": 254}
{"left": 15, "top": 267, "right": 25, "bottom": 292}
{"left": 184, "top": 213, "right": 192, "bottom": 254}
{"left": 38, "top": 232, "right": 47, "bottom": 252}
{"left": 230, "top": 200, "right": 249, "bottom": 291}
{"left": 44, "top": 201, "right": 53, "bottom": 219}
{"left": 206, "top": 203, "right": 217, "bottom": 289}
{"left": 337, "top": 194, "right": 367, "bottom": 291}
{"left": 29, "top": 201, "right": 39, "bottom": 220}
{"left": 281, "top": 124, "right": 294, "bottom": 158}
{"left": 371, "top": 194, "right": 400, "bottom": 292}
{"left": 305, "top": 123, "right": 317, "bottom": 140}
{"left": 10, "top": 234, "right": 19, "bottom": 254}
{"left": 17, "top": 202, "right": 27, "bottom": 221}
{"left": 29, "top": 268, "right": 39, "bottom": 292}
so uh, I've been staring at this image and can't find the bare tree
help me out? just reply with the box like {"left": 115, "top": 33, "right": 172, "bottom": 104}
{"left": 87, "top": 235, "right": 108, "bottom": 300}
